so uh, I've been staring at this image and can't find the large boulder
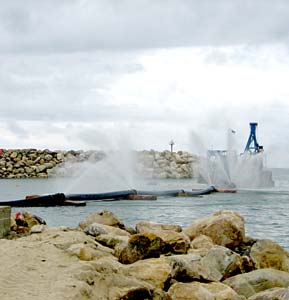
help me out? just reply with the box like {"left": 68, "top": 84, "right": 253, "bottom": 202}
{"left": 118, "top": 232, "right": 166, "bottom": 264}
{"left": 200, "top": 245, "right": 243, "bottom": 280}
{"left": 84, "top": 222, "right": 130, "bottom": 249}
{"left": 122, "top": 257, "right": 171, "bottom": 290}
{"left": 223, "top": 268, "right": 289, "bottom": 298}
{"left": 79, "top": 210, "right": 125, "bottom": 230}
{"left": 184, "top": 210, "right": 245, "bottom": 248}
{"left": 248, "top": 287, "right": 289, "bottom": 300}
{"left": 167, "top": 282, "right": 244, "bottom": 300}
{"left": 190, "top": 234, "right": 215, "bottom": 251}
{"left": 92, "top": 257, "right": 172, "bottom": 299}
{"left": 136, "top": 221, "right": 182, "bottom": 233}
{"left": 250, "top": 239, "right": 289, "bottom": 272}
{"left": 169, "top": 246, "right": 243, "bottom": 282}
{"left": 136, "top": 220, "right": 188, "bottom": 254}
{"left": 92, "top": 272, "right": 155, "bottom": 300}
{"left": 35, "top": 226, "right": 116, "bottom": 263}
{"left": 157, "top": 230, "right": 190, "bottom": 254}
{"left": 168, "top": 254, "right": 212, "bottom": 282}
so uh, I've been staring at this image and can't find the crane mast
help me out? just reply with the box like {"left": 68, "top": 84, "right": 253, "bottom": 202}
{"left": 244, "top": 122, "right": 263, "bottom": 154}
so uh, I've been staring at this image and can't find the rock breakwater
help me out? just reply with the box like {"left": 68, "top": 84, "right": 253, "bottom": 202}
{"left": 5, "top": 210, "right": 289, "bottom": 300}
{"left": 0, "top": 149, "right": 197, "bottom": 179}
{"left": 136, "top": 150, "right": 197, "bottom": 179}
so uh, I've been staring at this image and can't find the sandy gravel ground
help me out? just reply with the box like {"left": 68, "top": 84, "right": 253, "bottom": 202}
{"left": 0, "top": 228, "right": 98, "bottom": 300}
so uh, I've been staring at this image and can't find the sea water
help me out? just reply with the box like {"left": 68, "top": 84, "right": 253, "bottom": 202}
{"left": 1, "top": 168, "right": 289, "bottom": 249}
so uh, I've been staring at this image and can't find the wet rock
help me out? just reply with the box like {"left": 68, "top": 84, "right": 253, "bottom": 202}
{"left": 184, "top": 210, "right": 245, "bottom": 249}
{"left": 250, "top": 239, "right": 289, "bottom": 272}
{"left": 167, "top": 282, "right": 243, "bottom": 300}
{"left": 223, "top": 268, "right": 289, "bottom": 298}
{"left": 118, "top": 232, "right": 166, "bottom": 264}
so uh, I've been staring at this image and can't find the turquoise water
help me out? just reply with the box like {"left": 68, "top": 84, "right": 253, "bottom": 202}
{"left": 1, "top": 168, "right": 289, "bottom": 249}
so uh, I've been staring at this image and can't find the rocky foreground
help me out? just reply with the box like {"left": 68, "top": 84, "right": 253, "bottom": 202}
{"left": 2, "top": 210, "right": 289, "bottom": 300}
{"left": 0, "top": 149, "right": 197, "bottom": 179}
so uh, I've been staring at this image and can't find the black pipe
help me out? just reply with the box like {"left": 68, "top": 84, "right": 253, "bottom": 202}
{"left": 65, "top": 189, "right": 137, "bottom": 201}
{"left": 190, "top": 186, "right": 217, "bottom": 195}
{"left": 0, "top": 193, "right": 66, "bottom": 207}
{"left": 137, "top": 190, "right": 185, "bottom": 197}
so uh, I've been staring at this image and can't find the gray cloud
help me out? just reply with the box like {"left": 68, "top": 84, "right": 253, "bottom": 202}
{"left": 0, "top": 1, "right": 288, "bottom": 168}
{"left": 0, "top": 1, "right": 289, "bottom": 53}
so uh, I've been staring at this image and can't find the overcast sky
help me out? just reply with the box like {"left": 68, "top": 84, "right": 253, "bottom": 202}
{"left": 1, "top": 0, "right": 289, "bottom": 167}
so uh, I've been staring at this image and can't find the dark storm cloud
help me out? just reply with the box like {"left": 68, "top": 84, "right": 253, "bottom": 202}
{"left": 0, "top": 0, "right": 288, "bottom": 53}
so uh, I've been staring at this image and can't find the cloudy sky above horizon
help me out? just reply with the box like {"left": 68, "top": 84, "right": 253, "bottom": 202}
{"left": 1, "top": 0, "right": 289, "bottom": 167}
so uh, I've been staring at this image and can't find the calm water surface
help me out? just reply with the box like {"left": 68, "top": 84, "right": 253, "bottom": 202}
{"left": 0, "top": 168, "right": 289, "bottom": 249}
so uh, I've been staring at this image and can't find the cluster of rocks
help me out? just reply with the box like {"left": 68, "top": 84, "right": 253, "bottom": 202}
{"left": 0, "top": 149, "right": 197, "bottom": 179}
{"left": 11, "top": 209, "right": 289, "bottom": 299}
{"left": 0, "top": 149, "right": 105, "bottom": 178}
{"left": 136, "top": 150, "right": 198, "bottom": 179}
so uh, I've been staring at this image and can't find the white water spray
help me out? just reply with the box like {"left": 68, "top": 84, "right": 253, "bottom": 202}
{"left": 191, "top": 129, "right": 274, "bottom": 189}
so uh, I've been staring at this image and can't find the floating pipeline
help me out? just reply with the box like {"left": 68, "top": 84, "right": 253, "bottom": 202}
{"left": 137, "top": 186, "right": 223, "bottom": 197}
{"left": 65, "top": 190, "right": 138, "bottom": 201}
{"left": 0, "top": 186, "right": 237, "bottom": 207}
{"left": 137, "top": 189, "right": 185, "bottom": 197}
{"left": 0, "top": 193, "right": 86, "bottom": 207}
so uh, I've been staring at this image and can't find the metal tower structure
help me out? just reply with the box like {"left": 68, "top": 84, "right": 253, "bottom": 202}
{"left": 244, "top": 122, "right": 263, "bottom": 154}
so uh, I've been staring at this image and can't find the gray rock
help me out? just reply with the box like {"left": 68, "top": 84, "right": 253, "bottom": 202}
{"left": 223, "top": 268, "right": 289, "bottom": 298}
{"left": 79, "top": 210, "right": 125, "bottom": 230}
{"left": 200, "top": 245, "right": 243, "bottom": 281}
{"left": 248, "top": 287, "right": 289, "bottom": 300}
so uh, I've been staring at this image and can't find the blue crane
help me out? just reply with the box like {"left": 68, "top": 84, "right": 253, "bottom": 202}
{"left": 244, "top": 122, "right": 263, "bottom": 154}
